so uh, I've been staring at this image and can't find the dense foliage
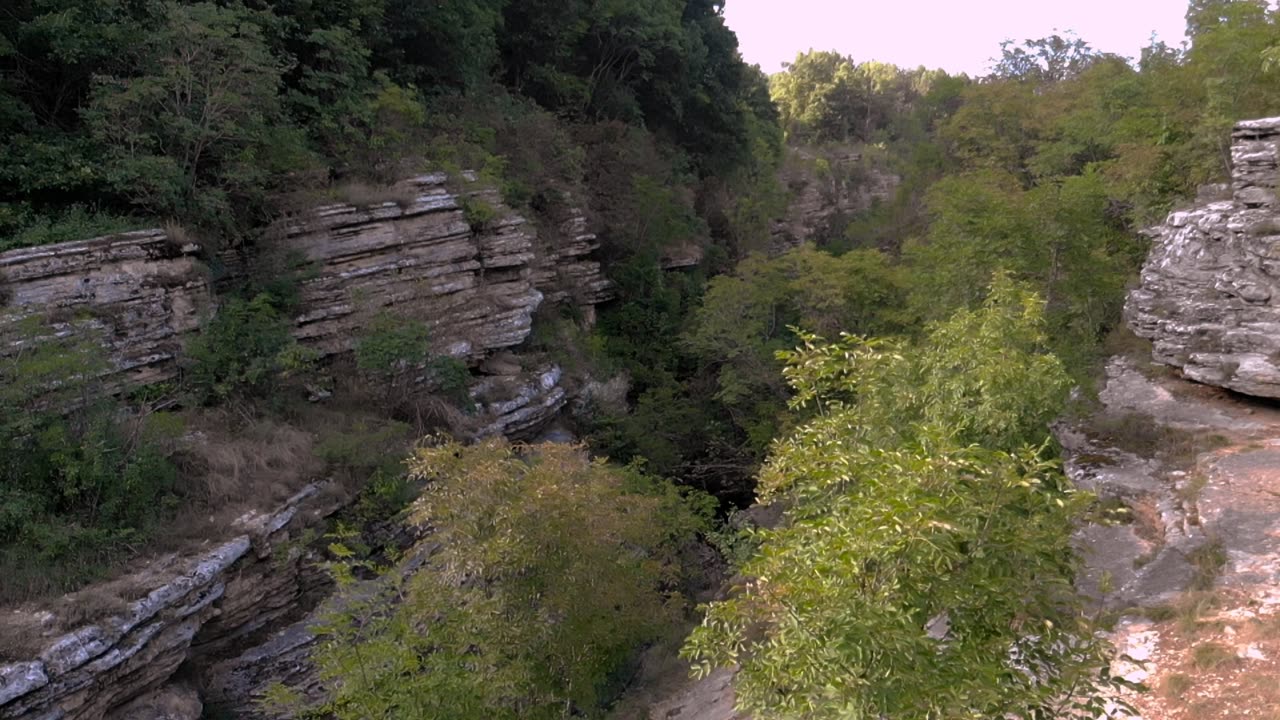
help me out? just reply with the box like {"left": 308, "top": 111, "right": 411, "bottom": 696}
{"left": 682, "top": 279, "right": 1126, "bottom": 719}
{"left": 299, "top": 439, "right": 711, "bottom": 719}
{"left": 0, "top": 0, "right": 781, "bottom": 576}
{"left": 760, "top": 3, "right": 1280, "bottom": 382}
{"left": 0, "top": 318, "right": 181, "bottom": 600}
{"left": 0, "top": 0, "right": 775, "bottom": 240}
{"left": 770, "top": 51, "right": 957, "bottom": 144}
{"left": 9, "top": 0, "right": 1280, "bottom": 713}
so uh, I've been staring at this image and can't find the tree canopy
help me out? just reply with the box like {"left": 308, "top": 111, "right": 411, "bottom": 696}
{"left": 682, "top": 279, "right": 1124, "bottom": 719}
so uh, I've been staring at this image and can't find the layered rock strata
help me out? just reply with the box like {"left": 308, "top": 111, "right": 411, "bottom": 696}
{"left": 0, "top": 174, "right": 615, "bottom": 719}
{"left": 0, "top": 173, "right": 612, "bottom": 392}
{"left": 771, "top": 145, "right": 900, "bottom": 252}
{"left": 530, "top": 207, "right": 615, "bottom": 321}
{"left": 1128, "top": 117, "right": 1280, "bottom": 396}
{"left": 0, "top": 230, "right": 210, "bottom": 391}
{"left": 0, "top": 485, "right": 338, "bottom": 720}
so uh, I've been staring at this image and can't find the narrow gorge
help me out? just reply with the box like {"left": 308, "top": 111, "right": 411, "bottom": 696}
{"left": 7, "top": 2, "right": 1280, "bottom": 718}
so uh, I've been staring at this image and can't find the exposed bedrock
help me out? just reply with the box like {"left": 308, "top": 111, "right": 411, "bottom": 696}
{"left": 0, "top": 173, "right": 612, "bottom": 397}
{"left": 1127, "top": 117, "right": 1280, "bottom": 397}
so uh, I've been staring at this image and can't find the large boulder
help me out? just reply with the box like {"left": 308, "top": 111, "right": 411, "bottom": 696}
{"left": 1128, "top": 117, "right": 1280, "bottom": 397}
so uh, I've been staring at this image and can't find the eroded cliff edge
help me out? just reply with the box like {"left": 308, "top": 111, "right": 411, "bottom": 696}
{"left": 1128, "top": 117, "right": 1280, "bottom": 397}
{"left": 0, "top": 173, "right": 615, "bottom": 720}
{"left": 1067, "top": 116, "right": 1280, "bottom": 718}
{"left": 0, "top": 173, "right": 611, "bottom": 438}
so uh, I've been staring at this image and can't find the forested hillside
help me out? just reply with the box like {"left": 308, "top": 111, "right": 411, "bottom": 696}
{"left": 6, "top": 0, "right": 1280, "bottom": 718}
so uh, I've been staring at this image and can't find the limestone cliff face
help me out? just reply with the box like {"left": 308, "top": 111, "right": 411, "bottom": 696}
{"left": 771, "top": 145, "right": 899, "bottom": 252}
{"left": 279, "top": 174, "right": 550, "bottom": 361}
{"left": 0, "top": 174, "right": 615, "bottom": 720}
{"left": 0, "top": 173, "right": 612, "bottom": 437}
{"left": 1127, "top": 117, "right": 1280, "bottom": 397}
{"left": 0, "top": 230, "right": 210, "bottom": 392}
{"left": 275, "top": 174, "right": 609, "bottom": 361}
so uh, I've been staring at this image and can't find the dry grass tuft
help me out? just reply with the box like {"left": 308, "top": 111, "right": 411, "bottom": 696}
{"left": 180, "top": 413, "right": 319, "bottom": 506}
{"left": 1142, "top": 590, "right": 1222, "bottom": 636}
{"left": 1163, "top": 672, "right": 1193, "bottom": 700}
{"left": 1191, "top": 641, "right": 1238, "bottom": 671}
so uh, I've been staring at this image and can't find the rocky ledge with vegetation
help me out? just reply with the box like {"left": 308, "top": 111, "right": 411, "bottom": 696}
{"left": 8, "top": 1, "right": 1280, "bottom": 719}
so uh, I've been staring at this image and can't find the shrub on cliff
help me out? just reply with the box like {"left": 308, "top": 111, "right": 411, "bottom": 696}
{"left": 0, "top": 317, "right": 181, "bottom": 601}
{"left": 292, "top": 439, "right": 712, "bottom": 719}
{"left": 185, "top": 293, "right": 313, "bottom": 405}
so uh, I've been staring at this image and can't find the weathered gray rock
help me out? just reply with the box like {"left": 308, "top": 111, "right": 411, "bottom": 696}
{"left": 1127, "top": 116, "right": 1280, "bottom": 397}
{"left": 0, "top": 174, "right": 612, "bottom": 395}
{"left": 471, "top": 364, "right": 569, "bottom": 439}
{"left": 1070, "top": 355, "right": 1280, "bottom": 718}
{"left": 772, "top": 145, "right": 899, "bottom": 252}
{"left": 201, "top": 540, "right": 439, "bottom": 719}
{"left": 530, "top": 206, "right": 614, "bottom": 318}
{"left": 280, "top": 174, "right": 545, "bottom": 361}
{"left": 0, "top": 230, "right": 210, "bottom": 392}
{"left": 0, "top": 488, "right": 330, "bottom": 720}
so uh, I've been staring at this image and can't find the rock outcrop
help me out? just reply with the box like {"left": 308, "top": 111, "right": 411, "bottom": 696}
{"left": 0, "top": 485, "right": 341, "bottom": 720}
{"left": 1128, "top": 117, "right": 1280, "bottom": 397}
{"left": 0, "top": 173, "right": 612, "bottom": 394}
{"left": 772, "top": 145, "right": 899, "bottom": 252}
{"left": 1064, "top": 354, "right": 1280, "bottom": 718}
{"left": 530, "top": 207, "right": 614, "bottom": 323}
{"left": 280, "top": 174, "right": 549, "bottom": 361}
{"left": 471, "top": 364, "right": 569, "bottom": 439}
{"left": 0, "top": 173, "right": 615, "bottom": 720}
{"left": 0, "top": 230, "right": 210, "bottom": 392}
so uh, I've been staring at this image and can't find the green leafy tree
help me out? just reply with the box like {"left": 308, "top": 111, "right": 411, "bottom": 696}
{"left": 304, "top": 439, "right": 711, "bottom": 720}
{"left": 84, "top": 1, "right": 313, "bottom": 230}
{"left": 991, "top": 33, "right": 1107, "bottom": 83}
{"left": 904, "top": 168, "right": 1144, "bottom": 372}
{"left": 770, "top": 51, "right": 951, "bottom": 143}
{"left": 685, "top": 245, "right": 912, "bottom": 450}
{"left": 682, "top": 278, "right": 1129, "bottom": 719}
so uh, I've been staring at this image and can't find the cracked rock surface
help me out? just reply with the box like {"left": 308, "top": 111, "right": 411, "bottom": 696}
{"left": 1128, "top": 116, "right": 1280, "bottom": 398}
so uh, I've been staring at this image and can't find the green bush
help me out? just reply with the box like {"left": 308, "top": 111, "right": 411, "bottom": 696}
{"left": 459, "top": 195, "right": 498, "bottom": 231}
{"left": 354, "top": 314, "right": 430, "bottom": 378}
{"left": 426, "top": 356, "right": 473, "bottom": 410}
{"left": 186, "top": 293, "right": 305, "bottom": 404}
{"left": 0, "top": 206, "right": 145, "bottom": 252}
{"left": 297, "top": 439, "right": 711, "bottom": 720}
{"left": 0, "top": 318, "right": 181, "bottom": 601}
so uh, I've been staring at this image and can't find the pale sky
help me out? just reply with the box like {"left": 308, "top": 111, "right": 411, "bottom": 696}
{"left": 722, "top": 0, "right": 1191, "bottom": 76}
